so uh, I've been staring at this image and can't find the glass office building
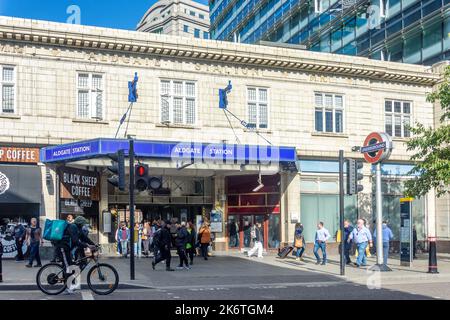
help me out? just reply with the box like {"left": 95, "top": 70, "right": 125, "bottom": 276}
{"left": 209, "top": 0, "right": 450, "bottom": 65}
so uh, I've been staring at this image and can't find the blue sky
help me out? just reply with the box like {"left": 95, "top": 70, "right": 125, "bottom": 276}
{"left": 0, "top": 0, "right": 209, "bottom": 30}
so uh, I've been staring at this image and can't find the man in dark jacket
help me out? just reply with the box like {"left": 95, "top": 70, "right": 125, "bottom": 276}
{"left": 175, "top": 222, "right": 190, "bottom": 270}
{"left": 152, "top": 220, "right": 174, "bottom": 271}
{"left": 13, "top": 222, "right": 26, "bottom": 262}
{"left": 55, "top": 216, "right": 96, "bottom": 269}
{"left": 343, "top": 220, "right": 354, "bottom": 264}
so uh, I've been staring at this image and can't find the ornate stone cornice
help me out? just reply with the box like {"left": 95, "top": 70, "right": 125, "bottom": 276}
{"left": 0, "top": 16, "right": 441, "bottom": 86}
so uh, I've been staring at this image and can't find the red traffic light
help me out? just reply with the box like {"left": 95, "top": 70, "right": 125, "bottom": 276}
{"left": 136, "top": 165, "right": 147, "bottom": 177}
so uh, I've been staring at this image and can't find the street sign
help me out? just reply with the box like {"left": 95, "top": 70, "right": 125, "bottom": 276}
{"left": 360, "top": 141, "right": 386, "bottom": 154}
{"left": 400, "top": 198, "right": 413, "bottom": 267}
{"left": 361, "top": 132, "right": 393, "bottom": 164}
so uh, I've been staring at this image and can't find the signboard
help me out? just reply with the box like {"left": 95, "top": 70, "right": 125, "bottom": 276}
{"left": 0, "top": 146, "right": 40, "bottom": 164}
{"left": 361, "top": 132, "right": 393, "bottom": 164}
{"left": 400, "top": 198, "right": 413, "bottom": 267}
{"left": 102, "top": 211, "right": 112, "bottom": 233}
{"left": 40, "top": 138, "right": 297, "bottom": 165}
{"left": 58, "top": 167, "right": 100, "bottom": 201}
{"left": 210, "top": 209, "right": 223, "bottom": 233}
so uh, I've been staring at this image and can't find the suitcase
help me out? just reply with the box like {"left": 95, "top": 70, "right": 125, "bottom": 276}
{"left": 277, "top": 245, "right": 294, "bottom": 259}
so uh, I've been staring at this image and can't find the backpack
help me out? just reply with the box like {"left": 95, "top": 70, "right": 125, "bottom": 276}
{"left": 43, "top": 219, "right": 68, "bottom": 242}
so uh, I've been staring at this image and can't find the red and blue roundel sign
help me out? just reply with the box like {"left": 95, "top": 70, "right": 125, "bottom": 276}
{"left": 361, "top": 132, "right": 393, "bottom": 164}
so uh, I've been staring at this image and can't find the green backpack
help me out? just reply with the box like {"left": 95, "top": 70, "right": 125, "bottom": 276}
{"left": 43, "top": 219, "right": 68, "bottom": 241}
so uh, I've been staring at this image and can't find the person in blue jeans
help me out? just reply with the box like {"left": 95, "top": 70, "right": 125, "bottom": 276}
{"left": 293, "top": 223, "right": 305, "bottom": 261}
{"left": 373, "top": 220, "right": 394, "bottom": 266}
{"left": 348, "top": 219, "right": 373, "bottom": 267}
{"left": 313, "top": 222, "right": 330, "bottom": 265}
{"left": 25, "top": 218, "right": 43, "bottom": 268}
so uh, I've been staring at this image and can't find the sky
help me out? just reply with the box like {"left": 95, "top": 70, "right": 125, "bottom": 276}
{"left": 0, "top": 0, "right": 209, "bottom": 30}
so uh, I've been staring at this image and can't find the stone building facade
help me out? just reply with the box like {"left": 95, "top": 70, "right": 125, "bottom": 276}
{"left": 0, "top": 16, "right": 448, "bottom": 252}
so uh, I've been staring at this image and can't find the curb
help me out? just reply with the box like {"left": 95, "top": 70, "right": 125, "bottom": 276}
{"left": 0, "top": 283, "right": 153, "bottom": 291}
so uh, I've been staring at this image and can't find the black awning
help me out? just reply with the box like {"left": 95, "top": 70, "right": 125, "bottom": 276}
{"left": 0, "top": 165, "right": 42, "bottom": 204}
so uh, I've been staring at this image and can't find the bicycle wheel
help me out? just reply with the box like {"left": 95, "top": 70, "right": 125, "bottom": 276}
{"left": 87, "top": 263, "right": 119, "bottom": 295}
{"left": 36, "top": 263, "right": 67, "bottom": 295}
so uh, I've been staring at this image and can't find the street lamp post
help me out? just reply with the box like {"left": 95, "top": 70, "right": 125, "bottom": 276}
{"left": 129, "top": 137, "right": 135, "bottom": 280}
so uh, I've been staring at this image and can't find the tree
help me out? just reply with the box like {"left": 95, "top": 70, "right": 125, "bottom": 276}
{"left": 404, "top": 65, "right": 450, "bottom": 198}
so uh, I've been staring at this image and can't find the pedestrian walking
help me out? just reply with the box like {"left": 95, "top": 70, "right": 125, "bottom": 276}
{"left": 13, "top": 221, "right": 26, "bottom": 262}
{"left": 373, "top": 220, "right": 394, "bottom": 266}
{"left": 152, "top": 220, "right": 175, "bottom": 271}
{"left": 133, "top": 222, "right": 142, "bottom": 258}
{"left": 413, "top": 225, "right": 418, "bottom": 259}
{"left": 0, "top": 234, "right": 3, "bottom": 282}
{"left": 247, "top": 222, "right": 263, "bottom": 258}
{"left": 198, "top": 222, "right": 211, "bottom": 260}
{"left": 118, "top": 222, "right": 130, "bottom": 258}
{"left": 186, "top": 221, "right": 196, "bottom": 265}
{"left": 175, "top": 222, "right": 190, "bottom": 270}
{"left": 25, "top": 218, "right": 43, "bottom": 268}
{"left": 115, "top": 223, "right": 122, "bottom": 256}
{"left": 313, "top": 222, "right": 330, "bottom": 265}
{"left": 293, "top": 223, "right": 305, "bottom": 261}
{"left": 343, "top": 220, "right": 354, "bottom": 264}
{"left": 142, "top": 222, "right": 151, "bottom": 257}
{"left": 349, "top": 219, "right": 373, "bottom": 267}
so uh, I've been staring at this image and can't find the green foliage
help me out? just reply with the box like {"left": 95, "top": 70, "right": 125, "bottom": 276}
{"left": 404, "top": 65, "right": 450, "bottom": 198}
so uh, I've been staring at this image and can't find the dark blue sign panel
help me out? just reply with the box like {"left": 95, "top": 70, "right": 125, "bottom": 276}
{"left": 40, "top": 138, "right": 297, "bottom": 165}
{"left": 400, "top": 198, "right": 413, "bottom": 267}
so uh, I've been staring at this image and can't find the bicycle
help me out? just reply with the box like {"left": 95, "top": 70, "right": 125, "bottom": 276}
{"left": 36, "top": 245, "right": 119, "bottom": 296}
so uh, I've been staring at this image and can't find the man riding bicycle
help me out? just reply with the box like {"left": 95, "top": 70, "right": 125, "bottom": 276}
{"left": 53, "top": 216, "right": 97, "bottom": 291}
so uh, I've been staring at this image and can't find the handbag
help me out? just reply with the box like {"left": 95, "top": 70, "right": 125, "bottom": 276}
{"left": 294, "top": 237, "right": 303, "bottom": 248}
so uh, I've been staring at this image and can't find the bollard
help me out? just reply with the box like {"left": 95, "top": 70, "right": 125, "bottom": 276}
{"left": 428, "top": 237, "right": 439, "bottom": 274}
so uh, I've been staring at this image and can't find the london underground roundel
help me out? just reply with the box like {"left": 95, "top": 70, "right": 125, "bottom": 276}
{"left": 362, "top": 132, "right": 393, "bottom": 164}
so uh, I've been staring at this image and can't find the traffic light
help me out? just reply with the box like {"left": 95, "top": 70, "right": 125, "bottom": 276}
{"left": 107, "top": 150, "right": 126, "bottom": 191}
{"left": 346, "top": 159, "right": 364, "bottom": 195}
{"left": 135, "top": 164, "right": 149, "bottom": 192}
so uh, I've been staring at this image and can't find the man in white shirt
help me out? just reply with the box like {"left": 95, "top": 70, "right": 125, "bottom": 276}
{"left": 313, "top": 222, "right": 331, "bottom": 265}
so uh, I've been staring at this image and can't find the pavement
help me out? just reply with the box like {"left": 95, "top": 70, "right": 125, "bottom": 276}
{"left": 0, "top": 250, "right": 449, "bottom": 300}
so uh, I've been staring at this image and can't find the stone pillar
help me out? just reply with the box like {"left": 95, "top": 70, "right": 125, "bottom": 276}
{"left": 213, "top": 174, "right": 227, "bottom": 251}
{"left": 280, "top": 172, "right": 300, "bottom": 246}
{"left": 426, "top": 189, "right": 437, "bottom": 239}
{"left": 40, "top": 165, "right": 57, "bottom": 224}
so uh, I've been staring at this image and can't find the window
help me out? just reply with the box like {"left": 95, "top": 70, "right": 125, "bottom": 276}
{"left": 314, "top": 93, "right": 344, "bottom": 133}
{"left": 203, "top": 31, "right": 209, "bottom": 39}
{"left": 247, "top": 87, "right": 269, "bottom": 129}
{"left": 190, "top": 11, "right": 196, "bottom": 17}
{"left": 384, "top": 99, "right": 411, "bottom": 138}
{"left": 76, "top": 73, "right": 104, "bottom": 120}
{"left": 184, "top": 25, "right": 189, "bottom": 33}
{"left": 194, "top": 29, "right": 200, "bottom": 38}
{"left": 160, "top": 80, "right": 196, "bottom": 125}
{"left": 1, "top": 66, "right": 15, "bottom": 114}
{"left": 199, "top": 14, "right": 205, "bottom": 19}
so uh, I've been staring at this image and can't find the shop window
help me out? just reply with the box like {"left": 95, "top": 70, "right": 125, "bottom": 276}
{"left": 247, "top": 87, "right": 269, "bottom": 129}
{"left": 384, "top": 99, "right": 412, "bottom": 138}
{"left": 160, "top": 80, "right": 196, "bottom": 125}
{"left": 76, "top": 73, "right": 104, "bottom": 120}
{"left": 314, "top": 92, "right": 344, "bottom": 133}
{"left": 1, "top": 65, "right": 15, "bottom": 114}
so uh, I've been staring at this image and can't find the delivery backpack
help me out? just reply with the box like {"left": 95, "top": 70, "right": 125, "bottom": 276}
{"left": 43, "top": 219, "right": 68, "bottom": 242}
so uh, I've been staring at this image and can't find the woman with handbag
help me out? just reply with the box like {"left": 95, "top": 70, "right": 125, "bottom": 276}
{"left": 198, "top": 223, "right": 211, "bottom": 261}
{"left": 293, "top": 223, "right": 305, "bottom": 261}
